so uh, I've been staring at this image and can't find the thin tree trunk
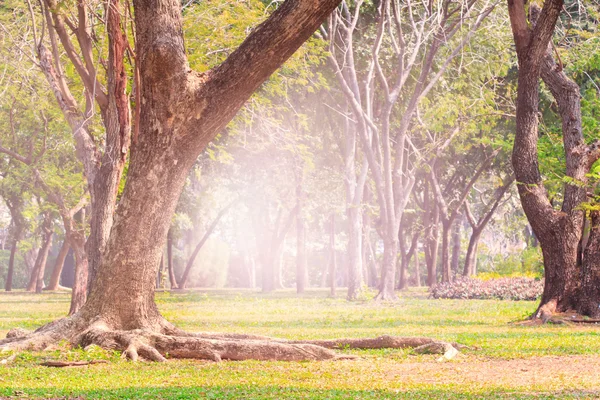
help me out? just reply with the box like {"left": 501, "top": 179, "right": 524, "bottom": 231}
{"left": 34, "top": 220, "right": 53, "bottom": 294}
{"left": 178, "top": 200, "right": 236, "bottom": 288}
{"left": 5, "top": 223, "right": 22, "bottom": 292}
{"left": 296, "top": 176, "right": 307, "bottom": 294}
{"left": 36, "top": 231, "right": 53, "bottom": 293}
{"left": 451, "top": 217, "right": 461, "bottom": 275}
{"left": 157, "top": 254, "right": 164, "bottom": 289}
{"left": 346, "top": 207, "right": 363, "bottom": 300}
{"left": 414, "top": 247, "right": 421, "bottom": 287}
{"left": 167, "top": 229, "right": 178, "bottom": 290}
{"left": 68, "top": 235, "right": 88, "bottom": 315}
{"left": 463, "top": 229, "right": 482, "bottom": 276}
{"left": 440, "top": 221, "right": 452, "bottom": 283}
{"left": 48, "top": 240, "right": 70, "bottom": 291}
{"left": 329, "top": 213, "right": 336, "bottom": 297}
{"left": 376, "top": 237, "right": 399, "bottom": 300}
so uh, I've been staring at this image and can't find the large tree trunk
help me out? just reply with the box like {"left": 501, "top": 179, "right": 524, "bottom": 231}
{"left": 48, "top": 240, "right": 70, "bottom": 291}
{"left": 579, "top": 212, "right": 600, "bottom": 316}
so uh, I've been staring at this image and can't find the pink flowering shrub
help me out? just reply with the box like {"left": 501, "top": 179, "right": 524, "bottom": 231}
{"left": 430, "top": 276, "right": 543, "bottom": 301}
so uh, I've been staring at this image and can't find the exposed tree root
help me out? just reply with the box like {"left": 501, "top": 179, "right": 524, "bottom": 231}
{"left": 1, "top": 316, "right": 463, "bottom": 362}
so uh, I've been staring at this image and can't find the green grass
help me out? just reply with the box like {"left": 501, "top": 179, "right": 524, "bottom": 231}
{"left": 2, "top": 288, "right": 600, "bottom": 399}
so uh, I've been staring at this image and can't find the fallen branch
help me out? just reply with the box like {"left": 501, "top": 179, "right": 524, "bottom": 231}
{"left": 40, "top": 360, "right": 109, "bottom": 367}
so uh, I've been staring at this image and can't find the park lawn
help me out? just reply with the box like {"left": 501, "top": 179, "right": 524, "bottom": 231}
{"left": 1, "top": 289, "right": 600, "bottom": 399}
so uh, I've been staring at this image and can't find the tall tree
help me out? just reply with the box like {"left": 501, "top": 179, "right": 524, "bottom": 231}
{"left": 507, "top": 0, "right": 600, "bottom": 317}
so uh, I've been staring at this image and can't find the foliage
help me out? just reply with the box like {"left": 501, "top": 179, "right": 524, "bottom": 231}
{"left": 430, "top": 276, "right": 543, "bottom": 301}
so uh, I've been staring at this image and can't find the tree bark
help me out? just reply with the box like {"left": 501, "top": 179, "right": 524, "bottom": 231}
{"left": 48, "top": 240, "right": 70, "bottom": 291}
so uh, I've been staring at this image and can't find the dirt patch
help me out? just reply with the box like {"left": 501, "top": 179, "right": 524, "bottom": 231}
{"left": 384, "top": 355, "right": 600, "bottom": 389}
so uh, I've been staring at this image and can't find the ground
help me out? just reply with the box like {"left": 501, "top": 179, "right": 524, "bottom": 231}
{"left": 2, "top": 288, "right": 600, "bottom": 399}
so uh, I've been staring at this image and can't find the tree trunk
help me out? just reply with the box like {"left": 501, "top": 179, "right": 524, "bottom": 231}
{"left": 328, "top": 214, "right": 337, "bottom": 297}
{"left": 157, "top": 254, "right": 164, "bottom": 289}
{"left": 440, "top": 221, "right": 452, "bottom": 283}
{"left": 451, "top": 217, "right": 461, "bottom": 275}
{"left": 414, "top": 247, "right": 421, "bottom": 287}
{"left": 178, "top": 200, "right": 236, "bottom": 289}
{"left": 68, "top": 234, "right": 89, "bottom": 315}
{"left": 376, "top": 237, "right": 399, "bottom": 300}
{"left": 48, "top": 240, "right": 70, "bottom": 291}
{"left": 296, "top": 177, "right": 307, "bottom": 294}
{"left": 5, "top": 223, "right": 22, "bottom": 292}
{"left": 346, "top": 207, "right": 363, "bottom": 300}
{"left": 36, "top": 231, "right": 53, "bottom": 293}
{"left": 579, "top": 211, "right": 600, "bottom": 316}
{"left": 167, "top": 229, "right": 178, "bottom": 290}
{"left": 28, "top": 217, "right": 53, "bottom": 293}
{"left": 424, "top": 190, "right": 440, "bottom": 287}
{"left": 463, "top": 229, "right": 482, "bottom": 276}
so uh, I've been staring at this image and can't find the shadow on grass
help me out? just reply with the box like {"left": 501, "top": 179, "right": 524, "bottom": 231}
{"left": 0, "top": 386, "right": 596, "bottom": 399}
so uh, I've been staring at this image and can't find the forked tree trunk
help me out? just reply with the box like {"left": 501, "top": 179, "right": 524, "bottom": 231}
{"left": 28, "top": 217, "right": 53, "bottom": 293}
{"left": 48, "top": 240, "right": 70, "bottom": 291}
{"left": 507, "top": 1, "right": 600, "bottom": 317}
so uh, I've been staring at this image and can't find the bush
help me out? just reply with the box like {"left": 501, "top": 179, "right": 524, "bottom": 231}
{"left": 430, "top": 276, "right": 543, "bottom": 301}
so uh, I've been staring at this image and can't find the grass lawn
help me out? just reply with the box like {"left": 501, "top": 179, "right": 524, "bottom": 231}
{"left": 1, "top": 288, "right": 600, "bottom": 399}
